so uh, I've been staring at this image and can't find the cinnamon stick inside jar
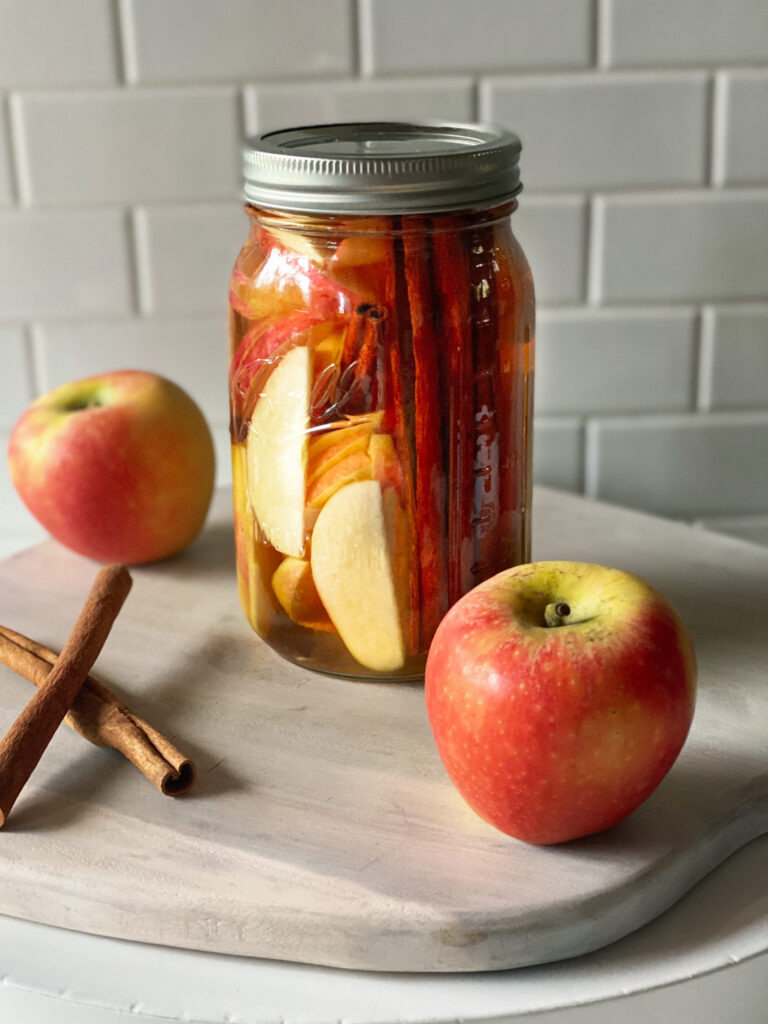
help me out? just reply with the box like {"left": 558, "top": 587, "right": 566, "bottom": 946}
{"left": 0, "top": 565, "right": 132, "bottom": 826}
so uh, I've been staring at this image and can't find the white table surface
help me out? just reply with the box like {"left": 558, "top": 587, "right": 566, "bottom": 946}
{"left": 0, "top": 488, "right": 766, "bottom": 1023}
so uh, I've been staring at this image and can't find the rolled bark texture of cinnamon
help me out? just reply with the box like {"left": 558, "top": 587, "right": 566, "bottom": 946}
{"left": 0, "top": 564, "right": 134, "bottom": 826}
{"left": 0, "top": 625, "right": 196, "bottom": 799}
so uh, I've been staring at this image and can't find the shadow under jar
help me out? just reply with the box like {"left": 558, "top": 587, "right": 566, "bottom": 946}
{"left": 229, "top": 122, "right": 535, "bottom": 680}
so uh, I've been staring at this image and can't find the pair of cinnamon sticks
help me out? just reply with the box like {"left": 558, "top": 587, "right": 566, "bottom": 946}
{"left": 0, "top": 565, "right": 195, "bottom": 828}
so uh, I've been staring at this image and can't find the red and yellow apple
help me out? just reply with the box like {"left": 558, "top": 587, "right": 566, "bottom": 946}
{"left": 8, "top": 370, "right": 215, "bottom": 565}
{"left": 425, "top": 562, "right": 697, "bottom": 845}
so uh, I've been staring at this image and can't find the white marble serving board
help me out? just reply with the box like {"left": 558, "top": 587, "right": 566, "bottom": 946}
{"left": 0, "top": 487, "right": 766, "bottom": 973}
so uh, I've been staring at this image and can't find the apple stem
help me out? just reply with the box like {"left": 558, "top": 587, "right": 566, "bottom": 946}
{"left": 544, "top": 602, "right": 571, "bottom": 628}
{"left": 65, "top": 399, "right": 101, "bottom": 413}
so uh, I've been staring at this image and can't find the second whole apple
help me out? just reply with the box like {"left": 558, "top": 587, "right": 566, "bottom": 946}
{"left": 425, "top": 561, "right": 697, "bottom": 844}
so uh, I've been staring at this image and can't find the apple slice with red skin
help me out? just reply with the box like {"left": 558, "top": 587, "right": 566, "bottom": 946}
{"left": 425, "top": 561, "right": 697, "bottom": 845}
{"left": 231, "top": 234, "right": 360, "bottom": 322}
{"left": 230, "top": 315, "right": 344, "bottom": 437}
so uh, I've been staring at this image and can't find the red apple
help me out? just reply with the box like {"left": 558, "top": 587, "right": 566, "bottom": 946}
{"left": 8, "top": 371, "right": 215, "bottom": 565}
{"left": 425, "top": 562, "right": 697, "bottom": 845}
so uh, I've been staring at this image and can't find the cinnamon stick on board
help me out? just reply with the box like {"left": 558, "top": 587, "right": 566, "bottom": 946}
{"left": 0, "top": 564, "right": 132, "bottom": 827}
{"left": 0, "top": 625, "right": 196, "bottom": 798}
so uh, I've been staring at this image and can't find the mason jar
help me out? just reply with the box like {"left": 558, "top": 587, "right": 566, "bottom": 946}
{"left": 229, "top": 122, "right": 535, "bottom": 680}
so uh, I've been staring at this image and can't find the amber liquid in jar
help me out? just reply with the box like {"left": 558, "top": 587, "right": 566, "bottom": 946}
{"left": 229, "top": 204, "right": 534, "bottom": 679}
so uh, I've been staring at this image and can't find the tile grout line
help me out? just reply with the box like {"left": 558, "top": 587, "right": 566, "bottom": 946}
{"left": 115, "top": 0, "right": 138, "bottom": 85}
{"left": 236, "top": 85, "right": 251, "bottom": 140}
{"left": 0, "top": 65, "right": 763, "bottom": 95}
{"left": 26, "top": 323, "right": 46, "bottom": 398}
{"left": 582, "top": 418, "right": 599, "bottom": 498}
{"left": 576, "top": 416, "right": 588, "bottom": 494}
{"left": 356, "top": 0, "right": 374, "bottom": 79}
{"left": 689, "top": 306, "right": 704, "bottom": 412}
{"left": 585, "top": 194, "right": 602, "bottom": 306}
{"left": 701, "top": 72, "right": 715, "bottom": 186}
{"left": 696, "top": 307, "right": 715, "bottom": 412}
{"left": 710, "top": 71, "right": 728, "bottom": 187}
{"left": 348, "top": 0, "right": 361, "bottom": 78}
{"left": 109, "top": 0, "right": 127, "bottom": 85}
{"left": 7, "top": 93, "right": 31, "bottom": 208}
{"left": 470, "top": 78, "right": 480, "bottom": 122}
{"left": 594, "top": 0, "right": 610, "bottom": 70}
{"left": 1, "top": 93, "right": 20, "bottom": 206}
{"left": 127, "top": 207, "right": 150, "bottom": 315}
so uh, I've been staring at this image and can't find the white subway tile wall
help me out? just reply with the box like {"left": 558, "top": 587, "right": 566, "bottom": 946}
{"left": 0, "top": 326, "right": 33, "bottom": 429}
{"left": 133, "top": 204, "right": 244, "bottom": 314}
{"left": 604, "top": 0, "right": 768, "bottom": 67}
{"left": 713, "top": 71, "right": 768, "bottom": 185}
{"left": 248, "top": 78, "right": 475, "bottom": 135}
{"left": 596, "top": 192, "right": 768, "bottom": 303}
{"left": 124, "top": 0, "right": 354, "bottom": 83}
{"left": 535, "top": 309, "right": 697, "bottom": 414}
{"left": 0, "top": 0, "right": 117, "bottom": 88}
{"left": 15, "top": 90, "right": 242, "bottom": 205}
{"left": 533, "top": 418, "right": 584, "bottom": 493}
{"left": 586, "top": 413, "right": 768, "bottom": 517}
{"left": 360, "top": 0, "right": 594, "bottom": 74}
{"left": 699, "top": 306, "right": 768, "bottom": 410}
{"left": 481, "top": 73, "right": 709, "bottom": 190}
{"left": 0, "top": 0, "right": 766, "bottom": 550}
{"left": 511, "top": 197, "right": 587, "bottom": 305}
{"left": 0, "top": 210, "right": 133, "bottom": 319}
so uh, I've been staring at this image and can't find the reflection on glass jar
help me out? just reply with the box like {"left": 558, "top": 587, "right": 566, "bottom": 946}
{"left": 229, "top": 123, "right": 535, "bottom": 680}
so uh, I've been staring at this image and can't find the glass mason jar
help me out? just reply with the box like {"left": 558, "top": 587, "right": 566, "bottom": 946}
{"left": 229, "top": 122, "right": 534, "bottom": 680}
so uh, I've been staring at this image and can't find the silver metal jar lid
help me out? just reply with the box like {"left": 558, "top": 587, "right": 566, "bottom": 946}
{"left": 242, "top": 121, "right": 522, "bottom": 215}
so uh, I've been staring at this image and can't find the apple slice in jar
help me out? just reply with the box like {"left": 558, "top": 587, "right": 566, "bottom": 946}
{"left": 231, "top": 317, "right": 347, "bottom": 443}
{"left": 306, "top": 449, "right": 373, "bottom": 510}
{"left": 311, "top": 480, "right": 407, "bottom": 673}
{"left": 261, "top": 226, "right": 331, "bottom": 266}
{"left": 368, "top": 433, "right": 404, "bottom": 491}
{"left": 246, "top": 345, "right": 312, "bottom": 558}
{"left": 325, "top": 219, "right": 390, "bottom": 301}
{"left": 272, "top": 557, "right": 335, "bottom": 633}
{"left": 232, "top": 441, "right": 282, "bottom": 633}
{"left": 306, "top": 413, "right": 383, "bottom": 484}
{"left": 232, "top": 238, "right": 357, "bottom": 322}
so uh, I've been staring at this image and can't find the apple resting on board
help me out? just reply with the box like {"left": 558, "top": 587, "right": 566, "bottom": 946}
{"left": 425, "top": 562, "right": 697, "bottom": 845}
{"left": 8, "top": 371, "right": 215, "bottom": 565}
